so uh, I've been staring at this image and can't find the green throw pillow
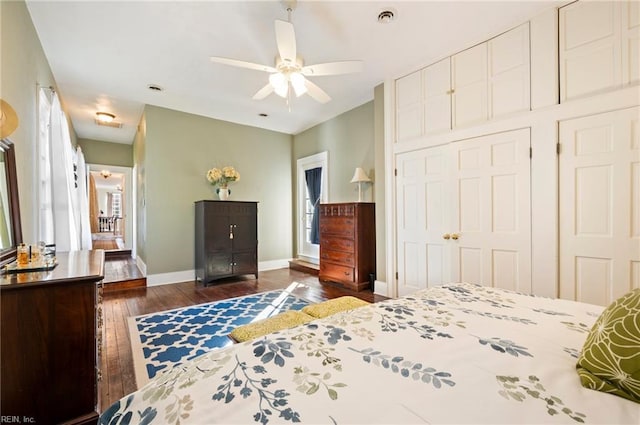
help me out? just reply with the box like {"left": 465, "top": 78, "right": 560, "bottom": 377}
{"left": 576, "top": 289, "right": 640, "bottom": 403}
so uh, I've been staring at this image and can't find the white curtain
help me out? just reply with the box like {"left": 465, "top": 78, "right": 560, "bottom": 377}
{"left": 49, "top": 94, "right": 80, "bottom": 251}
{"left": 37, "top": 88, "right": 54, "bottom": 244}
{"left": 76, "top": 147, "right": 92, "bottom": 249}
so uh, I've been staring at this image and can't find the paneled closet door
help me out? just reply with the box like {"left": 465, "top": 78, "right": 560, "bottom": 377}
{"left": 452, "top": 43, "right": 488, "bottom": 128}
{"left": 622, "top": 0, "right": 640, "bottom": 86}
{"left": 395, "top": 146, "right": 450, "bottom": 296}
{"left": 488, "top": 22, "right": 530, "bottom": 119}
{"left": 559, "top": 107, "right": 640, "bottom": 306}
{"left": 395, "top": 71, "right": 423, "bottom": 143}
{"left": 559, "top": 1, "right": 622, "bottom": 101}
{"left": 424, "top": 58, "right": 452, "bottom": 135}
{"left": 449, "top": 129, "right": 532, "bottom": 293}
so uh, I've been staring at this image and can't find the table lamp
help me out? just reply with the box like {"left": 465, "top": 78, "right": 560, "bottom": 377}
{"left": 351, "top": 167, "right": 372, "bottom": 202}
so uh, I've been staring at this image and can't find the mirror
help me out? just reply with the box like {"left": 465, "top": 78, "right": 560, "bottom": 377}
{"left": 0, "top": 138, "right": 22, "bottom": 265}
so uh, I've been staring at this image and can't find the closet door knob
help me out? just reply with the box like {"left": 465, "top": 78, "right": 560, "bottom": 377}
{"left": 443, "top": 233, "right": 451, "bottom": 240}
{"left": 451, "top": 233, "right": 459, "bottom": 240}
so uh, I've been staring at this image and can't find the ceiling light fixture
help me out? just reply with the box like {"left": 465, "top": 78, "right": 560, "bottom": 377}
{"left": 268, "top": 70, "right": 308, "bottom": 99}
{"left": 95, "top": 112, "right": 115, "bottom": 123}
{"left": 100, "top": 170, "right": 112, "bottom": 179}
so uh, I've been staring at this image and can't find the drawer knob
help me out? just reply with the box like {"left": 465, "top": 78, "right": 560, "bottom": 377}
{"left": 443, "top": 233, "right": 450, "bottom": 240}
{"left": 451, "top": 233, "right": 460, "bottom": 240}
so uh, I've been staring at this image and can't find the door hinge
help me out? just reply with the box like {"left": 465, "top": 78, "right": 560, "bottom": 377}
{"left": 395, "top": 271, "right": 398, "bottom": 280}
{"left": 556, "top": 143, "right": 561, "bottom": 155}
{"left": 529, "top": 147, "right": 532, "bottom": 159}
{"left": 394, "top": 168, "right": 397, "bottom": 177}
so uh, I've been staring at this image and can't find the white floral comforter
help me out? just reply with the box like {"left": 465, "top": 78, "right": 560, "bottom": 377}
{"left": 100, "top": 283, "right": 639, "bottom": 424}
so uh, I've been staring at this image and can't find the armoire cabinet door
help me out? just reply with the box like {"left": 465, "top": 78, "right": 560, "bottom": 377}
{"left": 559, "top": 106, "right": 640, "bottom": 306}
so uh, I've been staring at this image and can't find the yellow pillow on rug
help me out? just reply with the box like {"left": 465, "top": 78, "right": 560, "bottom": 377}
{"left": 576, "top": 289, "right": 640, "bottom": 403}
{"left": 302, "top": 296, "right": 370, "bottom": 318}
{"left": 230, "top": 310, "right": 315, "bottom": 343}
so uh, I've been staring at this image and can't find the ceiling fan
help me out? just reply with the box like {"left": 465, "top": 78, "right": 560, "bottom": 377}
{"left": 210, "top": 0, "right": 363, "bottom": 105}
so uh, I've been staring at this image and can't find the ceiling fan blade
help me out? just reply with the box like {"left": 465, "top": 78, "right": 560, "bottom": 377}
{"left": 275, "top": 20, "right": 296, "bottom": 64}
{"left": 252, "top": 83, "right": 274, "bottom": 100}
{"left": 210, "top": 56, "right": 276, "bottom": 73}
{"left": 301, "top": 60, "right": 364, "bottom": 76}
{"left": 304, "top": 79, "right": 331, "bottom": 104}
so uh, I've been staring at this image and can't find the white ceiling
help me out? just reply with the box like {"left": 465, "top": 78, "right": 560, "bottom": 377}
{"left": 26, "top": 0, "right": 562, "bottom": 144}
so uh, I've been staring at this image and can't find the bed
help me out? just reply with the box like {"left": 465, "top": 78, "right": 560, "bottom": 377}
{"left": 100, "top": 283, "right": 639, "bottom": 424}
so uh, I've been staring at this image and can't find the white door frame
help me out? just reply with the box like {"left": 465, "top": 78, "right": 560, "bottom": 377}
{"left": 296, "top": 152, "right": 329, "bottom": 263}
{"left": 88, "top": 163, "right": 134, "bottom": 252}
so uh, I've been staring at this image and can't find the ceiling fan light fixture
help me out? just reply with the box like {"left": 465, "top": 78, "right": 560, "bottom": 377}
{"left": 269, "top": 73, "right": 289, "bottom": 98}
{"left": 290, "top": 72, "right": 307, "bottom": 97}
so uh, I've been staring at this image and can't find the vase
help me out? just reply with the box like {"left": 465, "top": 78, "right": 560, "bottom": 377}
{"left": 216, "top": 187, "right": 230, "bottom": 201}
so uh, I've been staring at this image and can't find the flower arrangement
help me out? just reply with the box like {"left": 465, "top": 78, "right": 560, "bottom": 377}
{"left": 206, "top": 166, "right": 240, "bottom": 188}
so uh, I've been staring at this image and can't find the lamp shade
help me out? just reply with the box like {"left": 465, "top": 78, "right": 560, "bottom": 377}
{"left": 350, "top": 167, "right": 371, "bottom": 183}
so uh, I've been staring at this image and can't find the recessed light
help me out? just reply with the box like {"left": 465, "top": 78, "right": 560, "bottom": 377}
{"left": 377, "top": 9, "right": 396, "bottom": 24}
{"left": 95, "top": 112, "right": 115, "bottom": 123}
{"left": 147, "top": 84, "right": 163, "bottom": 92}
{"left": 259, "top": 113, "right": 268, "bottom": 117}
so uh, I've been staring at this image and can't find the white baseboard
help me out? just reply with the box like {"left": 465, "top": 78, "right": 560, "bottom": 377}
{"left": 374, "top": 280, "right": 392, "bottom": 297}
{"left": 259, "top": 258, "right": 290, "bottom": 271}
{"left": 147, "top": 269, "right": 195, "bottom": 287}
{"left": 136, "top": 256, "right": 147, "bottom": 276}
{"left": 145, "top": 259, "right": 291, "bottom": 287}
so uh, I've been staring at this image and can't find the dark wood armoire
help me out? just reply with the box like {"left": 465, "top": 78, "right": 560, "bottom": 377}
{"left": 195, "top": 200, "right": 258, "bottom": 285}
{"left": 318, "top": 202, "right": 376, "bottom": 291}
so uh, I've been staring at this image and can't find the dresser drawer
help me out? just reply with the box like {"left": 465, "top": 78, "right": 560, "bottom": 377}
{"left": 319, "top": 219, "right": 355, "bottom": 237}
{"left": 320, "top": 249, "right": 355, "bottom": 266}
{"left": 321, "top": 237, "right": 354, "bottom": 253}
{"left": 320, "top": 262, "right": 355, "bottom": 283}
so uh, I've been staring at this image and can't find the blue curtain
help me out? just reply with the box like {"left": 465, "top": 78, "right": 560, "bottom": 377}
{"left": 305, "top": 167, "right": 322, "bottom": 245}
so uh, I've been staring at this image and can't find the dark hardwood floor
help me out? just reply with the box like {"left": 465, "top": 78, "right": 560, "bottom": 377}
{"left": 100, "top": 267, "right": 387, "bottom": 412}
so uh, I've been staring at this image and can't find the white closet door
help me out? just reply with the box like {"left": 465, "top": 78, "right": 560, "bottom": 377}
{"left": 396, "top": 71, "right": 423, "bottom": 143}
{"left": 622, "top": 0, "right": 640, "bottom": 85}
{"left": 559, "top": 107, "right": 640, "bottom": 306}
{"left": 396, "top": 146, "right": 450, "bottom": 296}
{"left": 452, "top": 43, "right": 488, "bottom": 128}
{"left": 489, "top": 23, "right": 531, "bottom": 119}
{"left": 559, "top": 1, "right": 622, "bottom": 101}
{"left": 450, "top": 129, "right": 531, "bottom": 293}
{"left": 424, "top": 58, "right": 451, "bottom": 135}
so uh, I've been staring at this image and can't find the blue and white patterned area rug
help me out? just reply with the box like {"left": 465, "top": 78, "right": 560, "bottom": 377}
{"left": 128, "top": 289, "right": 310, "bottom": 387}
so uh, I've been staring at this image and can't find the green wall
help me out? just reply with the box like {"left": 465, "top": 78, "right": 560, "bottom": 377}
{"left": 293, "top": 101, "right": 375, "bottom": 202}
{"left": 78, "top": 138, "right": 133, "bottom": 167}
{"left": 0, "top": 0, "right": 73, "bottom": 242}
{"left": 133, "top": 113, "right": 147, "bottom": 264}
{"left": 142, "top": 105, "right": 293, "bottom": 275}
{"left": 292, "top": 97, "right": 386, "bottom": 281}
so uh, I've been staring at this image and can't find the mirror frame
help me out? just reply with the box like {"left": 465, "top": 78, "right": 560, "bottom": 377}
{"left": 0, "top": 138, "right": 22, "bottom": 265}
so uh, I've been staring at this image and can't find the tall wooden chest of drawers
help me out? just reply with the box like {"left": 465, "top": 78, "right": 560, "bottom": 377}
{"left": 0, "top": 250, "right": 104, "bottom": 424}
{"left": 319, "top": 202, "right": 375, "bottom": 291}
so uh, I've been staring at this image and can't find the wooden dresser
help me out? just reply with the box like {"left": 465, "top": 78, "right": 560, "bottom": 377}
{"left": 319, "top": 202, "right": 375, "bottom": 291}
{"left": 195, "top": 200, "right": 258, "bottom": 285}
{"left": 0, "top": 250, "right": 104, "bottom": 425}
